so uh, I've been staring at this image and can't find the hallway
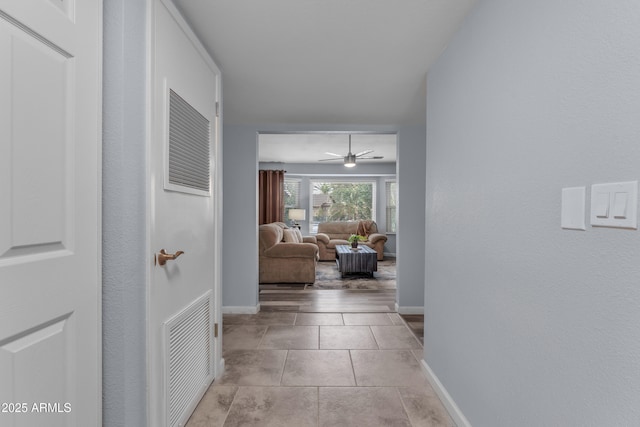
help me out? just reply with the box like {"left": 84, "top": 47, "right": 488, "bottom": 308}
{"left": 186, "top": 312, "right": 453, "bottom": 426}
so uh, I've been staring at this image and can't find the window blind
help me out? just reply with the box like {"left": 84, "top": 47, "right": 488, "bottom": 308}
{"left": 385, "top": 180, "right": 397, "bottom": 233}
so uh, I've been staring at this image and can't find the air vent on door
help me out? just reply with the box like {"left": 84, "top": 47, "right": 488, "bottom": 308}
{"left": 167, "top": 89, "right": 211, "bottom": 194}
{"left": 164, "top": 291, "right": 213, "bottom": 427}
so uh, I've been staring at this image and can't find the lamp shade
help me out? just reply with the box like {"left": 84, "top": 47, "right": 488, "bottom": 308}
{"left": 288, "top": 209, "right": 306, "bottom": 221}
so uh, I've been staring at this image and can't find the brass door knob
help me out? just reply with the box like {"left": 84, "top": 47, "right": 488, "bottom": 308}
{"left": 156, "top": 249, "right": 184, "bottom": 266}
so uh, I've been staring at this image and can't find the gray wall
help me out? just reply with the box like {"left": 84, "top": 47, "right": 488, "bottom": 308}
{"left": 396, "top": 126, "right": 427, "bottom": 310}
{"left": 224, "top": 124, "right": 425, "bottom": 310}
{"left": 102, "top": 0, "right": 147, "bottom": 425}
{"left": 259, "top": 161, "right": 396, "bottom": 176}
{"left": 425, "top": 1, "right": 640, "bottom": 425}
{"left": 222, "top": 126, "right": 260, "bottom": 308}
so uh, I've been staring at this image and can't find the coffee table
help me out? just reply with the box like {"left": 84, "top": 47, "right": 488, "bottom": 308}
{"left": 335, "top": 245, "right": 377, "bottom": 277}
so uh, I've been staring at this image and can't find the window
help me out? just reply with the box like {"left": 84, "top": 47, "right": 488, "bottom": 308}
{"left": 284, "top": 177, "right": 301, "bottom": 221}
{"left": 310, "top": 180, "right": 375, "bottom": 232}
{"left": 386, "top": 180, "right": 397, "bottom": 233}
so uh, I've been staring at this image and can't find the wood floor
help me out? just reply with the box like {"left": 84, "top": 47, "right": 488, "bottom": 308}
{"left": 258, "top": 259, "right": 424, "bottom": 342}
{"left": 259, "top": 287, "right": 397, "bottom": 313}
{"left": 259, "top": 287, "right": 424, "bottom": 343}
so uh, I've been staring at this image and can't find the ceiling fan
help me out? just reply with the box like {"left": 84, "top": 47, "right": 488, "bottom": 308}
{"left": 317, "top": 135, "right": 384, "bottom": 167}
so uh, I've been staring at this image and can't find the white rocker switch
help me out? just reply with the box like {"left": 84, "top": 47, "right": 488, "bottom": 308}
{"left": 590, "top": 181, "right": 637, "bottom": 229}
{"left": 594, "top": 192, "right": 610, "bottom": 218}
{"left": 613, "top": 192, "right": 628, "bottom": 219}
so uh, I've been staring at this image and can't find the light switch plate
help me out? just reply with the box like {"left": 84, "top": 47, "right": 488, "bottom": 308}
{"left": 590, "top": 181, "right": 638, "bottom": 229}
{"left": 561, "top": 187, "right": 586, "bottom": 230}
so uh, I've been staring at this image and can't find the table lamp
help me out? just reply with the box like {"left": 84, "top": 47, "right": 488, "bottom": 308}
{"left": 288, "top": 209, "right": 306, "bottom": 228}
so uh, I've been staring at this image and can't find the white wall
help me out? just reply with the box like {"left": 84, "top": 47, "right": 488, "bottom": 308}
{"left": 425, "top": 1, "right": 640, "bottom": 425}
{"left": 224, "top": 124, "right": 425, "bottom": 311}
{"left": 102, "top": 0, "right": 148, "bottom": 425}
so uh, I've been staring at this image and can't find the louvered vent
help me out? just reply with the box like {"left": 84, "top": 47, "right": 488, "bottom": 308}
{"left": 165, "top": 291, "right": 213, "bottom": 427}
{"left": 168, "top": 89, "right": 211, "bottom": 193}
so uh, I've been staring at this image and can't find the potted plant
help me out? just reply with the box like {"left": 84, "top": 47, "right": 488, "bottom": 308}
{"left": 347, "top": 234, "right": 366, "bottom": 249}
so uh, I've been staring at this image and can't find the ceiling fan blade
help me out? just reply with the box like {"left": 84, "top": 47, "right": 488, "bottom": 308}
{"left": 355, "top": 149, "right": 373, "bottom": 157}
{"left": 357, "top": 156, "right": 384, "bottom": 160}
{"left": 324, "top": 152, "right": 343, "bottom": 157}
{"left": 318, "top": 158, "right": 343, "bottom": 162}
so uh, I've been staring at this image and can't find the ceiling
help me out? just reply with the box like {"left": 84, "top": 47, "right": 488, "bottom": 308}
{"left": 173, "top": 0, "right": 476, "bottom": 126}
{"left": 259, "top": 132, "right": 397, "bottom": 164}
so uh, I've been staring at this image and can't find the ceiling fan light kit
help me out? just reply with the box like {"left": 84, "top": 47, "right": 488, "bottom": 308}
{"left": 344, "top": 154, "right": 356, "bottom": 167}
{"left": 317, "top": 134, "right": 384, "bottom": 167}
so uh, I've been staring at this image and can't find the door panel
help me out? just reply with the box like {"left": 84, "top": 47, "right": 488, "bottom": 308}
{"left": 0, "top": 0, "right": 101, "bottom": 426}
{"left": 0, "top": 20, "right": 70, "bottom": 259}
{"left": 0, "top": 315, "right": 73, "bottom": 427}
{"left": 149, "top": 1, "right": 220, "bottom": 426}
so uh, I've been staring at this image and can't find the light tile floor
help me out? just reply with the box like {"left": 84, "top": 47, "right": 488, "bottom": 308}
{"left": 186, "top": 312, "right": 455, "bottom": 427}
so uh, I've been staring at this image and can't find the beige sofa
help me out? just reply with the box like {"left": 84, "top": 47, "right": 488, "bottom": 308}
{"left": 259, "top": 222, "right": 319, "bottom": 283}
{"left": 315, "top": 221, "right": 387, "bottom": 261}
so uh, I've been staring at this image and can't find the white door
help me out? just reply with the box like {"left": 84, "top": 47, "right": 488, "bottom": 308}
{"left": 148, "top": 1, "right": 221, "bottom": 426}
{"left": 0, "top": 1, "right": 101, "bottom": 426}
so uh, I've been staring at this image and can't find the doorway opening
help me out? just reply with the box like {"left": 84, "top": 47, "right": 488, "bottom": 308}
{"left": 257, "top": 131, "right": 398, "bottom": 313}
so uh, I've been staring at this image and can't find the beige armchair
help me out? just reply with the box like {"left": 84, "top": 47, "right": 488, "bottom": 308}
{"left": 259, "top": 222, "right": 319, "bottom": 283}
{"left": 315, "top": 221, "right": 387, "bottom": 261}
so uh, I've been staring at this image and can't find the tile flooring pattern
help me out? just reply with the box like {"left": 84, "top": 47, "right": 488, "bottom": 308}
{"left": 186, "top": 312, "right": 455, "bottom": 427}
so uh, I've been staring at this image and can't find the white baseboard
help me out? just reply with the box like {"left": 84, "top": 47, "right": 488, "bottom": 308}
{"left": 420, "top": 359, "right": 471, "bottom": 427}
{"left": 222, "top": 304, "right": 260, "bottom": 314}
{"left": 217, "top": 357, "right": 225, "bottom": 378}
{"left": 396, "top": 305, "right": 424, "bottom": 315}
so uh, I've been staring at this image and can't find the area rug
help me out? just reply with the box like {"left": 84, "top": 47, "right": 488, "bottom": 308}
{"left": 307, "top": 258, "right": 396, "bottom": 290}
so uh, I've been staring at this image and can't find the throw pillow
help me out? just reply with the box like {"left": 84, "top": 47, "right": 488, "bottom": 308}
{"left": 293, "top": 228, "right": 303, "bottom": 243}
{"left": 283, "top": 229, "right": 298, "bottom": 243}
{"left": 356, "top": 220, "right": 373, "bottom": 238}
